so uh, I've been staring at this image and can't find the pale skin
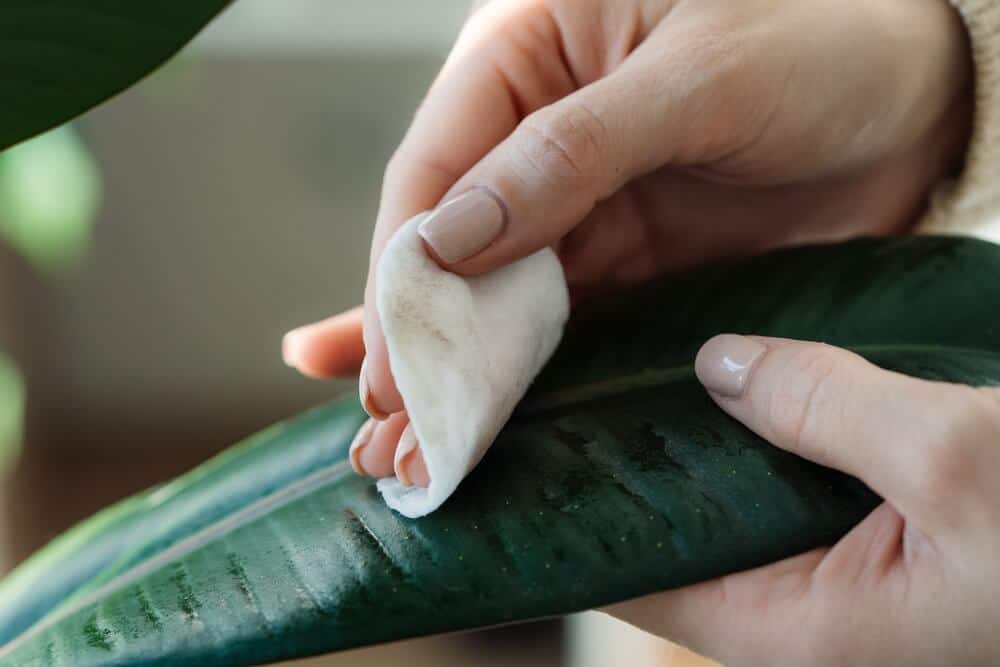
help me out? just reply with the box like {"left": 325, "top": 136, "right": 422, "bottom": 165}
{"left": 281, "top": 1, "right": 999, "bottom": 663}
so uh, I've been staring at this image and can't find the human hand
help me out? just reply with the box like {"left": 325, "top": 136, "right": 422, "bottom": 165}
{"left": 606, "top": 334, "right": 1000, "bottom": 666}
{"left": 284, "top": 0, "right": 972, "bottom": 486}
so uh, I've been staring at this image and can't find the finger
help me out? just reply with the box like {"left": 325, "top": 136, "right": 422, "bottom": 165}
{"left": 393, "top": 423, "right": 431, "bottom": 488}
{"left": 350, "top": 412, "right": 410, "bottom": 479}
{"left": 361, "top": 1, "right": 581, "bottom": 415}
{"left": 813, "top": 502, "right": 905, "bottom": 585}
{"left": 604, "top": 503, "right": 904, "bottom": 664}
{"left": 348, "top": 414, "right": 431, "bottom": 487}
{"left": 282, "top": 307, "right": 365, "bottom": 379}
{"left": 694, "top": 334, "right": 993, "bottom": 526}
{"left": 416, "top": 11, "right": 774, "bottom": 277}
{"left": 604, "top": 548, "right": 825, "bottom": 664}
{"left": 415, "top": 63, "right": 674, "bottom": 276}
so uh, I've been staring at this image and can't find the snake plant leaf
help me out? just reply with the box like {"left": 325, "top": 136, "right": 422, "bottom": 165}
{"left": 0, "top": 1, "right": 232, "bottom": 151}
{"left": 3, "top": 236, "right": 999, "bottom": 667}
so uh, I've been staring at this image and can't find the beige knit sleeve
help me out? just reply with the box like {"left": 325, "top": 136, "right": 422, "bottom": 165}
{"left": 919, "top": 0, "right": 1000, "bottom": 242}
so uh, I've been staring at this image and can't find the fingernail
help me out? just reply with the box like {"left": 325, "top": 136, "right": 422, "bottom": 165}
{"left": 349, "top": 418, "right": 377, "bottom": 475}
{"left": 359, "top": 358, "right": 388, "bottom": 420}
{"left": 394, "top": 425, "right": 420, "bottom": 487}
{"left": 695, "top": 334, "right": 767, "bottom": 398}
{"left": 282, "top": 329, "right": 304, "bottom": 368}
{"left": 418, "top": 187, "right": 506, "bottom": 264}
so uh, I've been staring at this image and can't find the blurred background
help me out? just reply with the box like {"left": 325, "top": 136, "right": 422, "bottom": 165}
{"left": 0, "top": 2, "right": 713, "bottom": 665}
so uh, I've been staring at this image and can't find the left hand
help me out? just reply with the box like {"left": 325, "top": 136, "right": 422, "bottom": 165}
{"left": 282, "top": 0, "right": 972, "bottom": 488}
{"left": 607, "top": 334, "right": 1000, "bottom": 666}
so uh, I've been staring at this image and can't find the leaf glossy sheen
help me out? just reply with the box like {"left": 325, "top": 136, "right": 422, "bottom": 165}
{"left": 0, "top": 1, "right": 231, "bottom": 150}
{"left": 3, "top": 236, "right": 999, "bottom": 666}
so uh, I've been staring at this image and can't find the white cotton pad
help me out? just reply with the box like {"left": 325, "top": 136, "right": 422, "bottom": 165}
{"left": 374, "top": 213, "right": 570, "bottom": 518}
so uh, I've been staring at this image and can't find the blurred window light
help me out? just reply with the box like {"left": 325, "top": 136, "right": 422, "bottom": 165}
{"left": 193, "top": 0, "right": 469, "bottom": 56}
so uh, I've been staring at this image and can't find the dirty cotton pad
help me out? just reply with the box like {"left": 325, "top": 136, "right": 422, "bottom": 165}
{"left": 374, "top": 212, "right": 570, "bottom": 518}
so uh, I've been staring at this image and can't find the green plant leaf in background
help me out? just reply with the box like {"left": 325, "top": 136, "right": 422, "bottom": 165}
{"left": 0, "top": 355, "right": 24, "bottom": 475}
{"left": 0, "top": 0, "right": 229, "bottom": 484}
{"left": 0, "top": 1, "right": 233, "bottom": 151}
{"left": 2, "top": 236, "right": 999, "bottom": 667}
{"left": 0, "top": 125, "right": 101, "bottom": 273}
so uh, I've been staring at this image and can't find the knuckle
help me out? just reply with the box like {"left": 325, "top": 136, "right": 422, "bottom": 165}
{"left": 516, "top": 104, "right": 609, "bottom": 191}
{"left": 909, "top": 386, "right": 990, "bottom": 499}
{"left": 764, "top": 344, "right": 843, "bottom": 453}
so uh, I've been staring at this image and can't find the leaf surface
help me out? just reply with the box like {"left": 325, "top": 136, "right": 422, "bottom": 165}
{"left": 3, "top": 236, "right": 999, "bottom": 666}
{"left": 0, "top": 1, "right": 231, "bottom": 150}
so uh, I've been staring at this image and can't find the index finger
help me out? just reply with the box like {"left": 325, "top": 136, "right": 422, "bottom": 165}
{"left": 361, "top": 2, "right": 579, "bottom": 414}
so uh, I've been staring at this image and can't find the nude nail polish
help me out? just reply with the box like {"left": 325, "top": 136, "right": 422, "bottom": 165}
{"left": 394, "top": 425, "right": 419, "bottom": 487}
{"left": 359, "top": 358, "right": 388, "bottom": 420}
{"left": 695, "top": 334, "right": 767, "bottom": 398}
{"left": 349, "top": 418, "right": 377, "bottom": 476}
{"left": 418, "top": 188, "right": 506, "bottom": 264}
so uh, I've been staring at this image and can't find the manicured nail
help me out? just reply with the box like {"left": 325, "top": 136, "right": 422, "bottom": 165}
{"left": 349, "top": 418, "right": 377, "bottom": 475}
{"left": 418, "top": 187, "right": 506, "bottom": 264}
{"left": 359, "top": 358, "right": 388, "bottom": 420}
{"left": 695, "top": 334, "right": 767, "bottom": 398}
{"left": 282, "top": 328, "right": 305, "bottom": 368}
{"left": 394, "top": 425, "right": 420, "bottom": 487}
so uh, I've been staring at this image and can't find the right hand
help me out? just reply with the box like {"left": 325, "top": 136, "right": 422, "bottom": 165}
{"left": 607, "top": 334, "right": 1000, "bottom": 665}
{"left": 284, "top": 0, "right": 972, "bottom": 487}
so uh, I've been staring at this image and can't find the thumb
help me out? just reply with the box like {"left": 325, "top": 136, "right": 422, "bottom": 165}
{"left": 414, "top": 60, "right": 689, "bottom": 276}
{"left": 694, "top": 334, "right": 997, "bottom": 530}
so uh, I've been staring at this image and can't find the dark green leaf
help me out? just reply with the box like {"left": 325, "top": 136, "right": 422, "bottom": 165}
{"left": 0, "top": 1, "right": 232, "bottom": 150}
{"left": 3, "top": 236, "right": 999, "bottom": 667}
{"left": 0, "top": 401, "right": 365, "bottom": 647}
